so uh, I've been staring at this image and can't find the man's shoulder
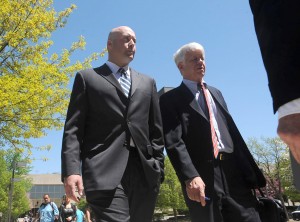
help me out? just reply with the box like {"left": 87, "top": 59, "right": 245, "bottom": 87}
{"left": 160, "top": 85, "right": 183, "bottom": 99}
{"left": 130, "top": 68, "right": 153, "bottom": 81}
{"left": 76, "top": 63, "right": 110, "bottom": 76}
{"left": 206, "top": 84, "right": 220, "bottom": 91}
{"left": 50, "top": 201, "right": 58, "bottom": 207}
{"left": 79, "top": 64, "right": 107, "bottom": 75}
{"left": 206, "top": 84, "right": 223, "bottom": 97}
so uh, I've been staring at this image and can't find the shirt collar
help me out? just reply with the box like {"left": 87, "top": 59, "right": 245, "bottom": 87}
{"left": 106, "top": 61, "right": 129, "bottom": 76}
{"left": 182, "top": 78, "right": 198, "bottom": 93}
{"left": 182, "top": 79, "right": 209, "bottom": 96}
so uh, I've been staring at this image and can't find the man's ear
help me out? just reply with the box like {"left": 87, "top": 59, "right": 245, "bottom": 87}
{"left": 107, "top": 40, "right": 113, "bottom": 50}
{"left": 178, "top": 62, "right": 184, "bottom": 71}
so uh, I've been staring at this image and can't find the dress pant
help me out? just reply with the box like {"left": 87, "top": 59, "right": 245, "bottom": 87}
{"left": 182, "top": 152, "right": 261, "bottom": 222}
{"left": 86, "top": 147, "right": 159, "bottom": 222}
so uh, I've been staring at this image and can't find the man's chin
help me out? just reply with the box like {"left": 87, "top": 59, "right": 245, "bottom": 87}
{"left": 126, "top": 56, "right": 134, "bottom": 63}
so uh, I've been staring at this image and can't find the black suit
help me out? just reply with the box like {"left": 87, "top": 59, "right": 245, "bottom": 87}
{"left": 250, "top": 0, "right": 300, "bottom": 190}
{"left": 249, "top": 0, "right": 300, "bottom": 113}
{"left": 61, "top": 64, "right": 164, "bottom": 221}
{"left": 160, "top": 83, "right": 266, "bottom": 222}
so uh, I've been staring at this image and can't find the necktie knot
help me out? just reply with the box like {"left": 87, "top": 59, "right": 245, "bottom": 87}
{"left": 198, "top": 82, "right": 205, "bottom": 90}
{"left": 118, "top": 68, "right": 127, "bottom": 77}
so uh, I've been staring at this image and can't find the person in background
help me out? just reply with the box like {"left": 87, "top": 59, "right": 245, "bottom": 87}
{"left": 59, "top": 195, "right": 76, "bottom": 222}
{"left": 159, "top": 42, "right": 266, "bottom": 222}
{"left": 75, "top": 206, "right": 85, "bottom": 222}
{"left": 37, "top": 194, "right": 59, "bottom": 222}
{"left": 84, "top": 205, "right": 94, "bottom": 222}
{"left": 61, "top": 26, "right": 164, "bottom": 222}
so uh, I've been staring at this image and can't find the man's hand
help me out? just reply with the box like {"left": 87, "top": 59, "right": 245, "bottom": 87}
{"left": 278, "top": 113, "right": 300, "bottom": 163}
{"left": 185, "top": 176, "right": 206, "bottom": 206}
{"left": 64, "top": 174, "right": 84, "bottom": 202}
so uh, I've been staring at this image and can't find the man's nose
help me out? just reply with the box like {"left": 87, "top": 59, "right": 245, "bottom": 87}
{"left": 196, "top": 58, "right": 204, "bottom": 64}
{"left": 128, "top": 39, "right": 135, "bottom": 46}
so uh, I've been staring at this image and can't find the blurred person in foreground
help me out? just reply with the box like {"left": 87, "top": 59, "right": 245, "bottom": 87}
{"left": 61, "top": 25, "right": 164, "bottom": 222}
{"left": 159, "top": 42, "right": 266, "bottom": 222}
{"left": 250, "top": 0, "right": 300, "bottom": 189}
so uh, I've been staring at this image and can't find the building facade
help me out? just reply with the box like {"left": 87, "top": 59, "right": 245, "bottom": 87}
{"left": 27, "top": 174, "right": 64, "bottom": 209}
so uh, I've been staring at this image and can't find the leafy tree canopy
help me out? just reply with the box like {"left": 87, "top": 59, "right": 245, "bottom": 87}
{"left": 0, "top": 0, "right": 105, "bottom": 155}
{"left": 248, "top": 137, "right": 300, "bottom": 203}
{"left": 0, "top": 150, "right": 32, "bottom": 220}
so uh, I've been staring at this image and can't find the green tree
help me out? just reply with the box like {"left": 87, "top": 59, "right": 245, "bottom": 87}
{"left": 0, "top": 0, "right": 106, "bottom": 156}
{"left": 77, "top": 198, "right": 88, "bottom": 211}
{"left": 0, "top": 150, "right": 32, "bottom": 221}
{"left": 247, "top": 137, "right": 300, "bottom": 218}
{"left": 156, "top": 157, "right": 187, "bottom": 220}
{"left": 0, "top": 150, "right": 11, "bottom": 217}
{"left": 0, "top": 1, "right": 107, "bottom": 220}
{"left": 278, "top": 152, "right": 300, "bottom": 205}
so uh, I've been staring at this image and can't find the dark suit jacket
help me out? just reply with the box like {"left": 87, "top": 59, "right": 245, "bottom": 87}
{"left": 61, "top": 64, "right": 164, "bottom": 191}
{"left": 250, "top": 0, "right": 300, "bottom": 113}
{"left": 159, "top": 83, "right": 265, "bottom": 196}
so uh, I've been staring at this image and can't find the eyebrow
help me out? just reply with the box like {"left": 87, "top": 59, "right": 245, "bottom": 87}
{"left": 124, "top": 34, "right": 136, "bottom": 40}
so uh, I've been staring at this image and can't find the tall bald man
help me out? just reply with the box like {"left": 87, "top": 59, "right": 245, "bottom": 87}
{"left": 61, "top": 26, "right": 164, "bottom": 222}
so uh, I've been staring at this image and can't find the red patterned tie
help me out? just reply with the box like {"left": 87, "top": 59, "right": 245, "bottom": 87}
{"left": 201, "top": 82, "right": 219, "bottom": 158}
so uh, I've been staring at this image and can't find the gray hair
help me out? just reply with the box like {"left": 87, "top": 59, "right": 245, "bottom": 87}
{"left": 173, "top": 42, "right": 205, "bottom": 65}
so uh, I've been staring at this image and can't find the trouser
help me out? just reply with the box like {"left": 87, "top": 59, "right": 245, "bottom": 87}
{"left": 86, "top": 148, "right": 159, "bottom": 222}
{"left": 183, "top": 152, "right": 261, "bottom": 222}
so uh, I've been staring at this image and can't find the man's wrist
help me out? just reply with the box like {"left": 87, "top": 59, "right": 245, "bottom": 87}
{"left": 278, "top": 98, "right": 300, "bottom": 119}
{"left": 185, "top": 176, "right": 199, "bottom": 186}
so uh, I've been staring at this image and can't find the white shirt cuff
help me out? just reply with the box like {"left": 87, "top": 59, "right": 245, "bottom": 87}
{"left": 278, "top": 98, "right": 300, "bottom": 119}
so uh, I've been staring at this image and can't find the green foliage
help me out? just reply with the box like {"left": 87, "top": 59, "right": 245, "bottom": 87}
{"left": 248, "top": 136, "right": 300, "bottom": 219}
{"left": 248, "top": 137, "right": 300, "bottom": 211}
{"left": 0, "top": 150, "right": 32, "bottom": 220}
{"left": 0, "top": 150, "right": 10, "bottom": 213}
{"left": 77, "top": 198, "right": 88, "bottom": 211}
{"left": 247, "top": 137, "right": 300, "bottom": 199}
{"left": 280, "top": 157, "right": 300, "bottom": 202}
{"left": 0, "top": 0, "right": 108, "bottom": 219}
{"left": 156, "top": 157, "right": 187, "bottom": 214}
{"left": 0, "top": 0, "right": 106, "bottom": 156}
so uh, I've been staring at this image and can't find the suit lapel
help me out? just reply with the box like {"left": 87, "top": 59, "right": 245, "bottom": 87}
{"left": 95, "top": 65, "right": 141, "bottom": 99}
{"left": 207, "top": 85, "right": 230, "bottom": 115}
{"left": 94, "top": 64, "right": 124, "bottom": 94}
{"left": 129, "top": 68, "right": 141, "bottom": 97}
{"left": 179, "top": 83, "right": 208, "bottom": 121}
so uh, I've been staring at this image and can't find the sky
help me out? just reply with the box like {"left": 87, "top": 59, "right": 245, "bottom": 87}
{"left": 29, "top": 0, "right": 278, "bottom": 174}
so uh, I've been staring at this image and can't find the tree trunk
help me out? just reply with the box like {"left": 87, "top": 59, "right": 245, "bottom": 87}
{"left": 173, "top": 208, "right": 178, "bottom": 222}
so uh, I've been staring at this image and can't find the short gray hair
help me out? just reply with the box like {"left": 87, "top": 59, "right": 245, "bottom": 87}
{"left": 173, "top": 42, "right": 205, "bottom": 65}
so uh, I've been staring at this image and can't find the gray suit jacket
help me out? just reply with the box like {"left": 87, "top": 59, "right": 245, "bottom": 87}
{"left": 61, "top": 64, "right": 164, "bottom": 191}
